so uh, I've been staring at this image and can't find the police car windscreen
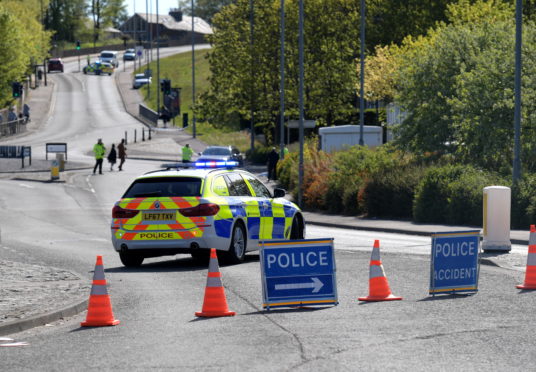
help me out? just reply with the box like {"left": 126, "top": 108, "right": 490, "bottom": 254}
{"left": 123, "top": 177, "right": 202, "bottom": 198}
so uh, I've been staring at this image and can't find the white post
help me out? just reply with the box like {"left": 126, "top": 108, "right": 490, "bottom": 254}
{"left": 482, "top": 186, "right": 512, "bottom": 252}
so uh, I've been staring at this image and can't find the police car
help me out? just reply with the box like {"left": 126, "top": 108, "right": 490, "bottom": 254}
{"left": 83, "top": 61, "right": 114, "bottom": 75}
{"left": 111, "top": 161, "right": 305, "bottom": 267}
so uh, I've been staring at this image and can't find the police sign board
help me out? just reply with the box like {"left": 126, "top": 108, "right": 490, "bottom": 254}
{"left": 260, "top": 238, "right": 338, "bottom": 309}
{"left": 430, "top": 230, "right": 480, "bottom": 295}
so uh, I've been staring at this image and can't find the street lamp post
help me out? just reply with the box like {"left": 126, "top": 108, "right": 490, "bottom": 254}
{"left": 359, "top": 0, "right": 365, "bottom": 146}
{"left": 298, "top": 0, "right": 304, "bottom": 208}
{"left": 192, "top": 0, "right": 197, "bottom": 138}
{"left": 250, "top": 0, "right": 255, "bottom": 152}
{"left": 279, "top": 0, "right": 285, "bottom": 160}
{"left": 156, "top": 0, "right": 160, "bottom": 116}
{"left": 513, "top": 0, "right": 522, "bottom": 182}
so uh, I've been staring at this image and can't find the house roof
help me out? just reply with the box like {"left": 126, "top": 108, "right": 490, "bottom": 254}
{"left": 136, "top": 13, "right": 213, "bottom": 35}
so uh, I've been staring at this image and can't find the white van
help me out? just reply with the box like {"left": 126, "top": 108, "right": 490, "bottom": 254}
{"left": 99, "top": 51, "right": 119, "bottom": 68}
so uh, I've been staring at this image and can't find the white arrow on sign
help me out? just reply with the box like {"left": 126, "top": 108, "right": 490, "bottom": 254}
{"left": 275, "top": 277, "right": 324, "bottom": 293}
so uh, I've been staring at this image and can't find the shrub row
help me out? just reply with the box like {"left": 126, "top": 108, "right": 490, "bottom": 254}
{"left": 277, "top": 142, "right": 534, "bottom": 229}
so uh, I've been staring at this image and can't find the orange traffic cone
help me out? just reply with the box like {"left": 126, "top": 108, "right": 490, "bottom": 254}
{"left": 195, "top": 248, "right": 236, "bottom": 317}
{"left": 81, "top": 255, "right": 120, "bottom": 327}
{"left": 517, "top": 225, "right": 536, "bottom": 290}
{"left": 358, "top": 240, "right": 402, "bottom": 302}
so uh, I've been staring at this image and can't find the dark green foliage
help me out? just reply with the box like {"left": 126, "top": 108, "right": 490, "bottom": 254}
{"left": 363, "top": 165, "right": 424, "bottom": 219}
{"left": 512, "top": 175, "right": 536, "bottom": 229}
{"left": 413, "top": 164, "right": 503, "bottom": 225}
{"left": 245, "top": 145, "right": 272, "bottom": 165}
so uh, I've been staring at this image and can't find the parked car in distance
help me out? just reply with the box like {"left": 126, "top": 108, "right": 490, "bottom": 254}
{"left": 47, "top": 58, "right": 64, "bottom": 73}
{"left": 123, "top": 49, "right": 136, "bottom": 61}
{"left": 197, "top": 146, "right": 244, "bottom": 166}
{"left": 83, "top": 61, "right": 114, "bottom": 75}
{"left": 133, "top": 73, "right": 151, "bottom": 89}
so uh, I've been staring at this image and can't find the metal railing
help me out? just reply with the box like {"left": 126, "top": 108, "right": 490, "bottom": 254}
{"left": 0, "top": 119, "right": 27, "bottom": 137}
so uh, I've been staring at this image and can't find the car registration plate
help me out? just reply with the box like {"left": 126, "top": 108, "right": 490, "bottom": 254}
{"left": 142, "top": 212, "right": 175, "bottom": 221}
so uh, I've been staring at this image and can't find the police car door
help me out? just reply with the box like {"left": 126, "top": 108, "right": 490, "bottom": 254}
{"left": 225, "top": 173, "right": 260, "bottom": 247}
{"left": 241, "top": 173, "right": 286, "bottom": 241}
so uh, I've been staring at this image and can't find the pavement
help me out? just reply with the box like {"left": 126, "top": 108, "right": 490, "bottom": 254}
{"left": 0, "top": 57, "right": 532, "bottom": 337}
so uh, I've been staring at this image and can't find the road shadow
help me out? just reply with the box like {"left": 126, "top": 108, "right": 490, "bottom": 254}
{"left": 418, "top": 293, "right": 476, "bottom": 302}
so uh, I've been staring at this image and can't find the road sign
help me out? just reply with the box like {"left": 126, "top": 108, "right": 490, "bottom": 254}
{"left": 135, "top": 46, "right": 143, "bottom": 57}
{"left": 260, "top": 238, "right": 338, "bottom": 309}
{"left": 429, "top": 230, "right": 480, "bottom": 295}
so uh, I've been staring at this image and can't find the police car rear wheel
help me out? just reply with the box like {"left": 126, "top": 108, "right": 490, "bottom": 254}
{"left": 290, "top": 215, "right": 304, "bottom": 240}
{"left": 119, "top": 251, "right": 144, "bottom": 267}
{"left": 226, "top": 223, "right": 246, "bottom": 264}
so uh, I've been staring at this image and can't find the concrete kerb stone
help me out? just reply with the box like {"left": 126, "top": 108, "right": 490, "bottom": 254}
{"left": 0, "top": 298, "right": 88, "bottom": 337}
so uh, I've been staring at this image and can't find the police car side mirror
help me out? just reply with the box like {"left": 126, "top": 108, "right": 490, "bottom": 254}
{"left": 273, "top": 188, "right": 286, "bottom": 198}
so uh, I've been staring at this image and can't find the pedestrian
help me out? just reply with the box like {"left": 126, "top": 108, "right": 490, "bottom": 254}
{"left": 182, "top": 143, "right": 193, "bottom": 163}
{"left": 87, "top": 55, "right": 90, "bottom": 66}
{"left": 117, "top": 138, "right": 127, "bottom": 171}
{"left": 7, "top": 108, "right": 17, "bottom": 134}
{"left": 93, "top": 138, "right": 106, "bottom": 175}
{"left": 267, "top": 147, "right": 280, "bottom": 181}
{"left": 23, "top": 103, "right": 30, "bottom": 123}
{"left": 282, "top": 146, "right": 289, "bottom": 159}
{"left": 107, "top": 143, "right": 117, "bottom": 171}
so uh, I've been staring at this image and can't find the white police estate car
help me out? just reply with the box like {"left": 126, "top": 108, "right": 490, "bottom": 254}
{"left": 111, "top": 161, "right": 305, "bottom": 267}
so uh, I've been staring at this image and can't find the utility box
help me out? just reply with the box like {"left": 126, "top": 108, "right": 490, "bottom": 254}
{"left": 50, "top": 160, "right": 59, "bottom": 181}
{"left": 318, "top": 125, "right": 382, "bottom": 153}
{"left": 482, "top": 186, "right": 511, "bottom": 252}
{"left": 56, "top": 153, "right": 65, "bottom": 172}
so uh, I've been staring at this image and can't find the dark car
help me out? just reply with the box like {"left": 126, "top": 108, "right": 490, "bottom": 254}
{"left": 47, "top": 58, "right": 64, "bottom": 73}
{"left": 197, "top": 146, "right": 244, "bottom": 166}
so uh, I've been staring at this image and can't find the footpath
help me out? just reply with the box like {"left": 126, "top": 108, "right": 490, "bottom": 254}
{"left": 0, "top": 60, "right": 531, "bottom": 337}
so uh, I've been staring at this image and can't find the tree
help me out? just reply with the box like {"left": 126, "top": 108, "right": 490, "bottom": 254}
{"left": 198, "top": 0, "right": 359, "bottom": 143}
{"left": 0, "top": 1, "right": 51, "bottom": 107}
{"left": 45, "top": 0, "right": 87, "bottom": 42}
{"left": 178, "top": 0, "right": 235, "bottom": 24}
{"left": 392, "top": 0, "right": 536, "bottom": 173}
{"left": 89, "top": 0, "right": 126, "bottom": 42}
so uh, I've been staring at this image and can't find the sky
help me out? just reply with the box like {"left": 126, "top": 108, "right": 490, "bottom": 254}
{"left": 126, "top": 0, "right": 184, "bottom": 17}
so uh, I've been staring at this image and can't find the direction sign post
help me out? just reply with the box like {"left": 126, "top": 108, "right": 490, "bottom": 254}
{"left": 260, "top": 238, "right": 338, "bottom": 309}
{"left": 429, "top": 230, "right": 480, "bottom": 295}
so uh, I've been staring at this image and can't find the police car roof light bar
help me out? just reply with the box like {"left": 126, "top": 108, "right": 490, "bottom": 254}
{"left": 195, "top": 160, "right": 238, "bottom": 169}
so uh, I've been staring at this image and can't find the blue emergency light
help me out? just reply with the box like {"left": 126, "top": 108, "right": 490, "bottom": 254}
{"left": 195, "top": 160, "right": 239, "bottom": 169}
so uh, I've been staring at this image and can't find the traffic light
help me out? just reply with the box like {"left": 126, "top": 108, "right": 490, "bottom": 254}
{"left": 76, "top": 40, "right": 81, "bottom": 50}
{"left": 12, "top": 82, "right": 22, "bottom": 98}
{"left": 160, "top": 79, "right": 171, "bottom": 94}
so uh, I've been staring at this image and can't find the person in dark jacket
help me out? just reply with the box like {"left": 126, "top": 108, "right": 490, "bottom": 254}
{"left": 107, "top": 143, "right": 117, "bottom": 171}
{"left": 117, "top": 139, "right": 127, "bottom": 171}
{"left": 267, "top": 147, "right": 280, "bottom": 181}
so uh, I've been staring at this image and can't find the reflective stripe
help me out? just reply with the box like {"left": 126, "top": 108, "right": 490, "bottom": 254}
{"left": 529, "top": 245, "right": 536, "bottom": 254}
{"left": 369, "top": 265, "right": 385, "bottom": 279}
{"left": 530, "top": 232, "right": 536, "bottom": 246}
{"left": 206, "top": 276, "right": 222, "bottom": 287}
{"left": 261, "top": 217, "right": 273, "bottom": 240}
{"left": 93, "top": 265, "right": 105, "bottom": 280}
{"left": 209, "top": 258, "right": 220, "bottom": 273}
{"left": 527, "top": 253, "right": 536, "bottom": 266}
{"left": 90, "top": 284, "right": 109, "bottom": 295}
{"left": 371, "top": 247, "right": 380, "bottom": 261}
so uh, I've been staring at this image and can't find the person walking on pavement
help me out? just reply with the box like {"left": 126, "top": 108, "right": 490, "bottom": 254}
{"left": 267, "top": 147, "right": 280, "bottom": 181}
{"left": 7, "top": 107, "right": 17, "bottom": 134}
{"left": 23, "top": 103, "right": 30, "bottom": 123}
{"left": 107, "top": 143, "right": 117, "bottom": 171}
{"left": 117, "top": 139, "right": 127, "bottom": 171}
{"left": 182, "top": 143, "right": 194, "bottom": 163}
{"left": 93, "top": 138, "right": 106, "bottom": 174}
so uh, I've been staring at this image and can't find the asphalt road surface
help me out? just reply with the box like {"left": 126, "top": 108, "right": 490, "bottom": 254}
{"left": 1, "top": 48, "right": 535, "bottom": 371}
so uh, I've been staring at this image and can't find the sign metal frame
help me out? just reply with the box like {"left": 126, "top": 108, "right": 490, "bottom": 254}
{"left": 429, "top": 230, "right": 481, "bottom": 296}
{"left": 260, "top": 238, "right": 338, "bottom": 310}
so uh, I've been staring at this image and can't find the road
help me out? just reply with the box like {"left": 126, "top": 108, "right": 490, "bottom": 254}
{"left": 1, "top": 48, "right": 535, "bottom": 370}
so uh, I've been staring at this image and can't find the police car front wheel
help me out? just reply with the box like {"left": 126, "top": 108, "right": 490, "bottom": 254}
{"left": 225, "top": 223, "right": 246, "bottom": 264}
{"left": 119, "top": 251, "right": 144, "bottom": 267}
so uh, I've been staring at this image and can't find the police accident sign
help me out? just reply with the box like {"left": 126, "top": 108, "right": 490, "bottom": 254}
{"left": 430, "top": 230, "right": 480, "bottom": 295}
{"left": 260, "top": 238, "right": 338, "bottom": 309}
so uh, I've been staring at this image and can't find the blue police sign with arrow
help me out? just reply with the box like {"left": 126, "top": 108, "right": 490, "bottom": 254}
{"left": 260, "top": 238, "right": 338, "bottom": 309}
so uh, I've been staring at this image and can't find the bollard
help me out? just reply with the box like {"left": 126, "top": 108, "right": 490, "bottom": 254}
{"left": 183, "top": 113, "right": 188, "bottom": 128}
{"left": 482, "top": 186, "right": 511, "bottom": 252}
{"left": 148, "top": 128, "right": 152, "bottom": 140}
{"left": 124, "top": 131, "right": 128, "bottom": 145}
{"left": 50, "top": 160, "right": 59, "bottom": 181}
{"left": 56, "top": 153, "right": 65, "bottom": 172}
{"left": 134, "top": 129, "right": 137, "bottom": 143}
{"left": 142, "top": 128, "right": 145, "bottom": 141}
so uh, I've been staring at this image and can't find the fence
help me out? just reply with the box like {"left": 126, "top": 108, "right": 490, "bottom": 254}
{"left": 0, "top": 118, "right": 27, "bottom": 137}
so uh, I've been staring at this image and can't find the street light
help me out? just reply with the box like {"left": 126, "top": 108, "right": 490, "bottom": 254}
{"left": 359, "top": 0, "right": 365, "bottom": 146}
{"left": 279, "top": 0, "right": 285, "bottom": 160}
{"left": 513, "top": 0, "right": 522, "bottom": 182}
{"left": 298, "top": 0, "right": 304, "bottom": 208}
{"left": 192, "top": 0, "right": 197, "bottom": 138}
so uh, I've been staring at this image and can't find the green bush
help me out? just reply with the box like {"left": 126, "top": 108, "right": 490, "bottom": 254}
{"left": 363, "top": 164, "right": 424, "bottom": 219}
{"left": 413, "top": 165, "right": 503, "bottom": 225}
{"left": 512, "top": 175, "right": 536, "bottom": 229}
{"left": 245, "top": 146, "right": 272, "bottom": 165}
